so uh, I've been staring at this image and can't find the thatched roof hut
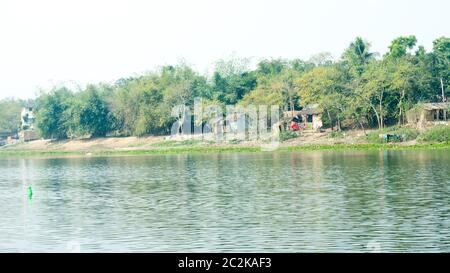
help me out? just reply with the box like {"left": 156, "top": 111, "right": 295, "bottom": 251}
{"left": 406, "top": 102, "right": 450, "bottom": 128}
{"left": 283, "top": 105, "right": 323, "bottom": 130}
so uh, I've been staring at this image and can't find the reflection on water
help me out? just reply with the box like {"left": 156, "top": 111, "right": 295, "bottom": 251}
{"left": 0, "top": 150, "right": 449, "bottom": 252}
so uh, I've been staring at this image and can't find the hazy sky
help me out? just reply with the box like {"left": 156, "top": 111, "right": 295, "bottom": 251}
{"left": 0, "top": 0, "right": 448, "bottom": 99}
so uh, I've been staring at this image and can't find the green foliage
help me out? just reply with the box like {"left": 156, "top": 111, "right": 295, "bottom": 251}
{"left": 365, "top": 131, "right": 384, "bottom": 143}
{"left": 431, "top": 37, "right": 450, "bottom": 98}
{"left": 393, "top": 127, "right": 420, "bottom": 141}
{"left": 295, "top": 65, "right": 349, "bottom": 129}
{"left": 35, "top": 86, "right": 112, "bottom": 138}
{"left": 364, "top": 126, "right": 420, "bottom": 143}
{"left": 35, "top": 87, "right": 73, "bottom": 139}
{"left": 418, "top": 126, "right": 450, "bottom": 142}
{"left": 257, "top": 59, "right": 288, "bottom": 76}
{"left": 0, "top": 98, "right": 23, "bottom": 132}
{"left": 73, "top": 86, "right": 111, "bottom": 137}
{"left": 342, "top": 37, "right": 374, "bottom": 77}
{"left": 151, "top": 139, "right": 202, "bottom": 147}
{"left": 212, "top": 57, "right": 257, "bottom": 105}
{"left": 388, "top": 35, "right": 417, "bottom": 58}
{"left": 330, "top": 131, "right": 344, "bottom": 138}
{"left": 279, "top": 130, "right": 299, "bottom": 142}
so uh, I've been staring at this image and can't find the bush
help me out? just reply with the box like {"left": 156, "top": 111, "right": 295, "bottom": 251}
{"left": 418, "top": 126, "right": 450, "bottom": 142}
{"left": 228, "top": 139, "right": 242, "bottom": 145}
{"left": 391, "top": 128, "right": 420, "bottom": 141}
{"left": 365, "top": 131, "right": 384, "bottom": 143}
{"left": 280, "top": 130, "right": 299, "bottom": 142}
{"left": 330, "top": 131, "right": 344, "bottom": 138}
{"left": 364, "top": 127, "right": 420, "bottom": 143}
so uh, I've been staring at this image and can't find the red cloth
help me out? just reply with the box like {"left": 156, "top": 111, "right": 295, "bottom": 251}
{"left": 290, "top": 121, "right": 299, "bottom": 131}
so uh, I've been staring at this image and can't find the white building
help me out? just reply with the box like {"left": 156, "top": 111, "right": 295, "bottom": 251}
{"left": 21, "top": 107, "right": 36, "bottom": 130}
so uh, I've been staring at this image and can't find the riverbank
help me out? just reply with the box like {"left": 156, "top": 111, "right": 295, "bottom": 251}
{"left": 1, "top": 132, "right": 449, "bottom": 158}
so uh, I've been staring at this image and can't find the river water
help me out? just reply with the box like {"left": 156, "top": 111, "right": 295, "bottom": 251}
{"left": 0, "top": 150, "right": 449, "bottom": 252}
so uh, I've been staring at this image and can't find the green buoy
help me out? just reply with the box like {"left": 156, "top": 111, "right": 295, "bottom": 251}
{"left": 28, "top": 186, "right": 33, "bottom": 200}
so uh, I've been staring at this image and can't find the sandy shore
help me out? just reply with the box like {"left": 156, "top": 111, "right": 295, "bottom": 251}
{"left": 0, "top": 129, "right": 369, "bottom": 152}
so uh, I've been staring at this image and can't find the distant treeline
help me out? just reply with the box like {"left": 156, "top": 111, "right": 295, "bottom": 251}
{"left": 0, "top": 35, "right": 448, "bottom": 139}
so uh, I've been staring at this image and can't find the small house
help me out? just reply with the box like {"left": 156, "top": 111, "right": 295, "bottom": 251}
{"left": 406, "top": 102, "right": 450, "bottom": 129}
{"left": 19, "top": 106, "right": 39, "bottom": 142}
{"left": 21, "top": 107, "right": 36, "bottom": 130}
{"left": 284, "top": 104, "right": 323, "bottom": 131}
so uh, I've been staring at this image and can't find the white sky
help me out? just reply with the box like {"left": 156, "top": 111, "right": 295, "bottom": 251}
{"left": 0, "top": 0, "right": 449, "bottom": 99}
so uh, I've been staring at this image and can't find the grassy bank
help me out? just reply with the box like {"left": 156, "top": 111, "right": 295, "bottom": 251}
{"left": 1, "top": 142, "right": 449, "bottom": 158}
{"left": 363, "top": 125, "right": 450, "bottom": 143}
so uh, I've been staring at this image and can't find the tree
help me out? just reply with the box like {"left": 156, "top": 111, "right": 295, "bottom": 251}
{"left": 387, "top": 35, "right": 417, "bottom": 59}
{"left": 342, "top": 37, "right": 375, "bottom": 77}
{"left": 240, "top": 61, "right": 300, "bottom": 110}
{"left": 212, "top": 57, "right": 256, "bottom": 105}
{"left": 357, "top": 60, "right": 392, "bottom": 129}
{"left": 309, "top": 52, "right": 334, "bottom": 66}
{"left": 256, "top": 59, "right": 287, "bottom": 76}
{"left": 290, "top": 59, "right": 315, "bottom": 73}
{"left": 109, "top": 76, "right": 153, "bottom": 136}
{"left": 389, "top": 57, "right": 423, "bottom": 124}
{"left": 430, "top": 37, "right": 450, "bottom": 101}
{"left": 35, "top": 87, "right": 73, "bottom": 139}
{"left": 280, "top": 69, "right": 301, "bottom": 112}
{"left": 295, "top": 66, "right": 348, "bottom": 130}
{"left": 0, "top": 98, "right": 23, "bottom": 132}
{"left": 70, "top": 85, "right": 111, "bottom": 137}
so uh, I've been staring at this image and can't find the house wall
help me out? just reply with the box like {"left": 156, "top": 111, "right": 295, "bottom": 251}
{"left": 423, "top": 110, "right": 434, "bottom": 121}
{"left": 312, "top": 115, "right": 323, "bottom": 130}
{"left": 415, "top": 109, "right": 450, "bottom": 130}
{"left": 407, "top": 105, "right": 450, "bottom": 129}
